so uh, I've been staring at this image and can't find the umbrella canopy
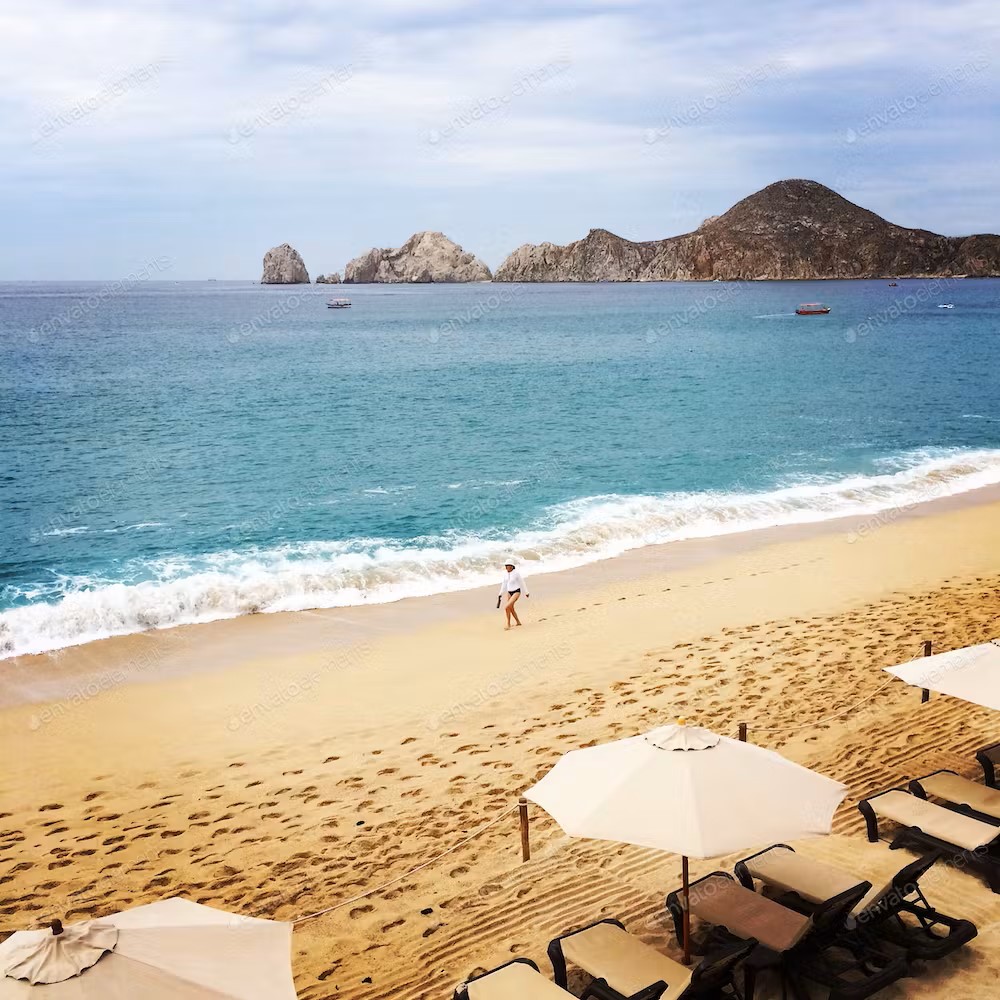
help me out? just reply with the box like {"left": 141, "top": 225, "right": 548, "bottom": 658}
{"left": 885, "top": 640, "right": 1000, "bottom": 711}
{"left": 525, "top": 722, "right": 848, "bottom": 858}
{"left": 0, "top": 898, "right": 297, "bottom": 998}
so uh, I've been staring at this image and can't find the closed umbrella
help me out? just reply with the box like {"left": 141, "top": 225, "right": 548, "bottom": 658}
{"left": 525, "top": 722, "right": 848, "bottom": 963}
{"left": 885, "top": 639, "right": 1000, "bottom": 711}
{"left": 0, "top": 898, "right": 297, "bottom": 998}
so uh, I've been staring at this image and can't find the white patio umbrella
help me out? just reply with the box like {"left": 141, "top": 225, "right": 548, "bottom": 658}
{"left": 885, "top": 639, "right": 1000, "bottom": 711}
{"left": 0, "top": 898, "right": 297, "bottom": 998}
{"left": 525, "top": 722, "right": 848, "bottom": 963}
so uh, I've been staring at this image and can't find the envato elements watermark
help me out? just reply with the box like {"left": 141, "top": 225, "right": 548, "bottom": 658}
{"left": 645, "top": 281, "right": 744, "bottom": 342}
{"left": 424, "top": 640, "right": 572, "bottom": 732}
{"left": 226, "top": 288, "right": 319, "bottom": 344}
{"left": 844, "top": 53, "right": 989, "bottom": 144}
{"left": 644, "top": 60, "right": 788, "bottom": 144}
{"left": 28, "top": 645, "right": 168, "bottom": 731}
{"left": 844, "top": 276, "right": 961, "bottom": 343}
{"left": 32, "top": 59, "right": 169, "bottom": 146}
{"left": 427, "top": 57, "right": 572, "bottom": 145}
{"left": 432, "top": 283, "right": 527, "bottom": 342}
{"left": 226, "top": 642, "right": 373, "bottom": 733}
{"left": 28, "top": 256, "right": 174, "bottom": 344}
{"left": 222, "top": 462, "right": 369, "bottom": 544}
{"left": 30, "top": 450, "right": 167, "bottom": 544}
{"left": 226, "top": 65, "right": 356, "bottom": 145}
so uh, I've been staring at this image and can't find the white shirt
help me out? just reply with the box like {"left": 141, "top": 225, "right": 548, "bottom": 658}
{"left": 499, "top": 569, "right": 527, "bottom": 596}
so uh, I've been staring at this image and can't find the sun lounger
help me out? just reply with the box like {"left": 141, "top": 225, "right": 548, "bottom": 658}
{"left": 735, "top": 844, "right": 977, "bottom": 960}
{"left": 975, "top": 740, "right": 1000, "bottom": 788}
{"left": 734, "top": 844, "right": 878, "bottom": 914}
{"left": 454, "top": 957, "right": 607, "bottom": 1000}
{"left": 858, "top": 787, "right": 1000, "bottom": 893}
{"left": 910, "top": 769, "right": 1000, "bottom": 823}
{"left": 666, "top": 871, "right": 907, "bottom": 1000}
{"left": 547, "top": 918, "right": 752, "bottom": 1000}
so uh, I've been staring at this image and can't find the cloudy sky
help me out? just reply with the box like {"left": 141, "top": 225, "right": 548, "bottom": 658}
{"left": 2, "top": 0, "right": 998, "bottom": 279}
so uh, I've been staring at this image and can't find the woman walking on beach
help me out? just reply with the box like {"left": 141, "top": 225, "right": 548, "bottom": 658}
{"left": 498, "top": 559, "right": 528, "bottom": 630}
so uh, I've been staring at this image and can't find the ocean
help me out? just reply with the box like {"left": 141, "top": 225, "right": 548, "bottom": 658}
{"left": 1, "top": 277, "right": 999, "bottom": 659}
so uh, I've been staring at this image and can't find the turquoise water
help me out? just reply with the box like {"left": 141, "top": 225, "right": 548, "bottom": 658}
{"left": 1, "top": 278, "right": 999, "bottom": 657}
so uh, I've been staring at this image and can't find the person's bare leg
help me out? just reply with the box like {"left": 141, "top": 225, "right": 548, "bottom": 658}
{"left": 508, "top": 592, "right": 522, "bottom": 626}
{"left": 503, "top": 599, "right": 512, "bottom": 630}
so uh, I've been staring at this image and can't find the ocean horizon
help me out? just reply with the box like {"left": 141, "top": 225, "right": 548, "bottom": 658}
{"left": 2, "top": 277, "right": 999, "bottom": 659}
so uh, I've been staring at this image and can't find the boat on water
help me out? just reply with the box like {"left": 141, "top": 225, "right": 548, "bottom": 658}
{"left": 327, "top": 298, "right": 352, "bottom": 309}
{"left": 888, "top": 281, "right": 898, "bottom": 286}
{"left": 795, "top": 303, "right": 831, "bottom": 315}
{"left": 938, "top": 303, "right": 954, "bottom": 309}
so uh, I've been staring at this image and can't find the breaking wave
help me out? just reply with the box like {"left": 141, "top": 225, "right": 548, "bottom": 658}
{"left": 3, "top": 448, "right": 1000, "bottom": 659}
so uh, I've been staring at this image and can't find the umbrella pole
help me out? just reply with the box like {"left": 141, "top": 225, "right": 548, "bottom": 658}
{"left": 682, "top": 855, "right": 691, "bottom": 965}
{"left": 921, "top": 640, "right": 932, "bottom": 703}
{"left": 519, "top": 797, "right": 531, "bottom": 862}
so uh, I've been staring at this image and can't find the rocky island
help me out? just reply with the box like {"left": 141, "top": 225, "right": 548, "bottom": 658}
{"left": 343, "top": 231, "right": 491, "bottom": 283}
{"left": 494, "top": 180, "right": 1000, "bottom": 281}
{"left": 315, "top": 272, "right": 342, "bottom": 284}
{"left": 261, "top": 243, "right": 310, "bottom": 284}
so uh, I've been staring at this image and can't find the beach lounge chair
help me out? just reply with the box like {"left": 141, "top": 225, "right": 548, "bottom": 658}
{"left": 453, "top": 957, "right": 609, "bottom": 1000}
{"left": 975, "top": 740, "right": 1000, "bottom": 787}
{"left": 734, "top": 844, "right": 976, "bottom": 960}
{"left": 547, "top": 918, "right": 753, "bottom": 1000}
{"left": 665, "top": 871, "right": 906, "bottom": 1000}
{"left": 910, "top": 769, "right": 1000, "bottom": 823}
{"left": 857, "top": 786, "right": 1000, "bottom": 893}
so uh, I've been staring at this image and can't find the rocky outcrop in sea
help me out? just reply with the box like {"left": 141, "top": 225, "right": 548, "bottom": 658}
{"left": 261, "top": 243, "right": 310, "bottom": 284}
{"left": 343, "top": 232, "right": 491, "bottom": 283}
{"left": 494, "top": 180, "right": 1000, "bottom": 281}
{"left": 315, "top": 273, "right": 342, "bottom": 284}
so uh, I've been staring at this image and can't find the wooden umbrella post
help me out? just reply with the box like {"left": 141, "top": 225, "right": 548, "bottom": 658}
{"left": 519, "top": 796, "right": 531, "bottom": 862}
{"left": 921, "top": 640, "right": 932, "bottom": 703}
{"left": 738, "top": 722, "right": 748, "bottom": 743}
{"left": 682, "top": 855, "right": 691, "bottom": 965}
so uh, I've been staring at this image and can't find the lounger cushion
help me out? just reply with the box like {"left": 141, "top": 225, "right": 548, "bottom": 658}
{"left": 467, "top": 962, "right": 569, "bottom": 1000}
{"left": 744, "top": 847, "right": 889, "bottom": 916}
{"left": 919, "top": 773, "right": 1000, "bottom": 821}
{"left": 872, "top": 790, "right": 999, "bottom": 851}
{"left": 561, "top": 922, "right": 692, "bottom": 998}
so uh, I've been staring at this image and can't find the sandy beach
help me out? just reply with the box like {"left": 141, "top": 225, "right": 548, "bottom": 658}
{"left": 4, "top": 492, "right": 1000, "bottom": 999}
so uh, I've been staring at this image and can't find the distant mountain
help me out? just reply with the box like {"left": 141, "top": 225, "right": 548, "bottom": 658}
{"left": 343, "top": 232, "right": 491, "bottom": 283}
{"left": 494, "top": 180, "right": 1000, "bottom": 281}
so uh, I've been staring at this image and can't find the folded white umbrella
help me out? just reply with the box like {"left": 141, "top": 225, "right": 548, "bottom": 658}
{"left": 885, "top": 640, "right": 1000, "bottom": 711}
{"left": 525, "top": 722, "right": 848, "bottom": 963}
{"left": 0, "top": 898, "right": 297, "bottom": 998}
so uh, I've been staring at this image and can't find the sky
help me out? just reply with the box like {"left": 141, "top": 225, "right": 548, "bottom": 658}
{"left": 1, "top": 0, "right": 998, "bottom": 279}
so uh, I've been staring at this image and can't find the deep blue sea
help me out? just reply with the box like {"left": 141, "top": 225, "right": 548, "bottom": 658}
{"left": 1, "top": 278, "right": 999, "bottom": 658}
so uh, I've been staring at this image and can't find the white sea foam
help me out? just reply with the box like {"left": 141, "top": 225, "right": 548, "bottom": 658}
{"left": 4, "top": 448, "right": 1000, "bottom": 659}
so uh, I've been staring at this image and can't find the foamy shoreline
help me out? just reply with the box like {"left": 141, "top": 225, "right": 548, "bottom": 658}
{"left": 5, "top": 475, "right": 1000, "bottom": 709}
{"left": 5, "top": 447, "right": 1000, "bottom": 664}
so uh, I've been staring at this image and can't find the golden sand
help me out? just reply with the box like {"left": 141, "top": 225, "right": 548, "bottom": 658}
{"left": 3, "top": 496, "right": 1000, "bottom": 998}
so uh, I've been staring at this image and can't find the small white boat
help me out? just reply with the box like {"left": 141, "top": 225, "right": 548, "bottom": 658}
{"left": 327, "top": 298, "right": 352, "bottom": 309}
{"left": 937, "top": 303, "right": 954, "bottom": 309}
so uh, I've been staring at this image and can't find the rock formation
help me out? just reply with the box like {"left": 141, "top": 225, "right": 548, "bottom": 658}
{"left": 261, "top": 243, "right": 310, "bottom": 284}
{"left": 315, "top": 272, "right": 342, "bottom": 284}
{"left": 494, "top": 180, "right": 1000, "bottom": 281}
{"left": 343, "top": 232, "right": 491, "bottom": 283}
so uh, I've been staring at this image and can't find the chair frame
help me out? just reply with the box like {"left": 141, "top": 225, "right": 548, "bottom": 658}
{"left": 975, "top": 741, "right": 1000, "bottom": 788}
